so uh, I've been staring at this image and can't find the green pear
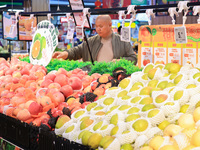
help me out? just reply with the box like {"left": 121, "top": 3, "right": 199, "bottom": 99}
{"left": 164, "top": 102, "right": 174, "bottom": 106}
{"left": 82, "top": 131, "right": 92, "bottom": 145}
{"left": 186, "top": 84, "right": 197, "bottom": 89}
{"left": 118, "top": 105, "right": 131, "bottom": 111}
{"left": 88, "top": 133, "right": 103, "bottom": 149}
{"left": 129, "top": 85, "right": 141, "bottom": 92}
{"left": 86, "top": 103, "right": 97, "bottom": 111}
{"left": 155, "top": 94, "right": 168, "bottom": 103}
{"left": 157, "top": 81, "right": 168, "bottom": 89}
{"left": 168, "top": 63, "right": 181, "bottom": 74}
{"left": 99, "top": 136, "right": 114, "bottom": 148}
{"left": 110, "top": 114, "right": 118, "bottom": 125}
{"left": 193, "top": 72, "right": 200, "bottom": 79}
{"left": 78, "top": 130, "right": 88, "bottom": 140}
{"left": 180, "top": 104, "right": 189, "bottom": 113}
{"left": 110, "top": 126, "right": 119, "bottom": 136}
{"left": 174, "top": 90, "right": 183, "bottom": 100}
{"left": 144, "top": 64, "right": 154, "bottom": 73}
{"left": 165, "top": 82, "right": 176, "bottom": 88}
{"left": 95, "top": 111, "right": 106, "bottom": 116}
{"left": 147, "top": 79, "right": 159, "bottom": 88}
{"left": 120, "top": 143, "right": 134, "bottom": 150}
{"left": 148, "top": 68, "right": 157, "bottom": 80}
{"left": 164, "top": 63, "right": 173, "bottom": 71}
{"left": 103, "top": 97, "right": 114, "bottom": 105}
{"left": 132, "top": 82, "right": 144, "bottom": 87}
{"left": 74, "top": 110, "right": 85, "bottom": 118}
{"left": 130, "top": 96, "right": 142, "bottom": 103}
{"left": 174, "top": 74, "right": 183, "bottom": 84}
{"left": 158, "top": 120, "right": 170, "bottom": 130}
{"left": 163, "top": 73, "right": 170, "bottom": 77}
{"left": 142, "top": 104, "right": 156, "bottom": 112}
{"left": 98, "top": 95, "right": 107, "bottom": 100}
{"left": 103, "top": 138, "right": 115, "bottom": 149}
{"left": 148, "top": 109, "right": 160, "bottom": 118}
{"left": 169, "top": 73, "right": 177, "bottom": 80}
{"left": 150, "top": 87, "right": 162, "bottom": 97}
{"left": 109, "top": 105, "right": 119, "bottom": 111}
{"left": 127, "top": 107, "right": 140, "bottom": 114}
{"left": 119, "top": 78, "right": 130, "bottom": 89}
{"left": 80, "top": 119, "right": 94, "bottom": 130}
{"left": 142, "top": 73, "right": 149, "bottom": 80}
{"left": 101, "top": 125, "right": 109, "bottom": 130}
{"left": 121, "top": 95, "right": 131, "bottom": 100}
{"left": 117, "top": 90, "right": 128, "bottom": 98}
{"left": 139, "top": 97, "right": 153, "bottom": 104}
{"left": 139, "top": 87, "right": 152, "bottom": 96}
{"left": 55, "top": 115, "right": 70, "bottom": 129}
{"left": 122, "top": 130, "right": 130, "bottom": 134}
{"left": 125, "top": 114, "right": 140, "bottom": 122}
{"left": 65, "top": 125, "right": 75, "bottom": 133}
{"left": 132, "top": 119, "right": 149, "bottom": 132}
{"left": 93, "top": 106, "right": 104, "bottom": 111}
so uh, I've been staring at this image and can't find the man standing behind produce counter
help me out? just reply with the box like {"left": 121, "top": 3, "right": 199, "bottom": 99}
{"left": 52, "top": 15, "right": 137, "bottom": 65}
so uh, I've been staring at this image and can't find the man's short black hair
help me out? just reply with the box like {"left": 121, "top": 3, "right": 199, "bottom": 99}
{"left": 118, "top": 26, "right": 122, "bottom": 34}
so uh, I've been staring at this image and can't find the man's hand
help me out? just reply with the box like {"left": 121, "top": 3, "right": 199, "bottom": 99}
{"left": 52, "top": 51, "right": 68, "bottom": 60}
{"left": 112, "top": 59, "right": 120, "bottom": 62}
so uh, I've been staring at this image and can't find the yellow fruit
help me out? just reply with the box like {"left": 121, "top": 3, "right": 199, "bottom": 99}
{"left": 193, "top": 107, "right": 200, "bottom": 122}
{"left": 168, "top": 63, "right": 181, "bottom": 74}
{"left": 144, "top": 64, "right": 154, "bottom": 73}
{"left": 140, "top": 146, "right": 153, "bottom": 150}
{"left": 174, "top": 90, "right": 183, "bottom": 100}
{"left": 139, "top": 97, "right": 153, "bottom": 104}
{"left": 155, "top": 94, "right": 168, "bottom": 103}
{"left": 93, "top": 121, "right": 103, "bottom": 131}
{"left": 88, "top": 133, "right": 103, "bottom": 149}
{"left": 158, "top": 120, "right": 170, "bottom": 130}
{"left": 74, "top": 110, "right": 85, "bottom": 118}
{"left": 191, "top": 131, "right": 200, "bottom": 147}
{"left": 130, "top": 96, "right": 141, "bottom": 103}
{"left": 174, "top": 74, "right": 183, "bottom": 84}
{"left": 80, "top": 119, "right": 94, "bottom": 130}
{"left": 110, "top": 126, "right": 119, "bottom": 136}
{"left": 117, "top": 90, "right": 128, "bottom": 98}
{"left": 120, "top": 143, "right": 133, "bottom": 150}
{"left": 157, "top": 81, "right": 168, "bottom": 89}
{"left": 118, "top": 105, "right": 131, "bottom": 111}
{"left": 182, "top": 145, "right": 196, "bottom": 150}
{"left": 180, "top": 104, "right": 189, "bottom": 113}
{"left": 148, "top": 68, "right": 157, "bottom": 80}
{"left": 132, "top": 119, "right": 148, "bottom": 132}
{"left": 125, "top": 114, "right": 140, "bottom": 122}
{"left": 142, "top": 104, "right": 156, "bottom": 112}
{"left": 147, "top": 79, "right": 159, "bottom": 88}
{"left": 164, "top": 124, "right": 182, "bottom": 137}
{"left": 99, "top": 136, "right": 114, "bottom": 148}
{"left": 110, "top": 114, "right": 118, "bottom": 125}
{"left": 149, "top": 135, "right": 164, "bottom": 150}
{"left": 82, "top": 131, "right": 92, "bottom": 145}
{"left": 147, "top": 109, "right": 160, "bottom": 118}
{"left": 159, "top": 145, "right": 177, "bottom": 150}
{"left": 127, "top": 107, "right": 140, "bottom": 114}
{"left": 119, "top": 78, "right": 130, "bottom": 89}
{"left": 139, "top": 87, "right": 152, "bottom": 96}
{"left": 178, "top": 114, "right": 195, "bottom": 128}
{"left": 31, "top": 40, "right": 41, "bottom": 59}
{"left": 103, "top": 138, "right": 114, "bottom": 149}
{"left": 103, "top": 97, "right": 114, "bottom": 105}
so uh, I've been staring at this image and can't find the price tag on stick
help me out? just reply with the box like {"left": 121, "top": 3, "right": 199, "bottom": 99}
{"left": 76, "top": 26, "right": 84, "bottom": 39}
{"left": 121, "top": 27, "right": 131, "bottom": 42}
{"left": 67, "top": 28, "right": 74, "bottom": 39}
{"left": 174, "top": 26, "right": 187, "bottom": 44}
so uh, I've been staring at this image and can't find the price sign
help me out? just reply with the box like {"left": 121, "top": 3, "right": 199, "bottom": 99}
{"left": 76, "top": 26, "right": 84, "bottom": 39}
{"left": 66, "top": 28, "right": 74, "bottom": 39}
{"left": 121, "top": 27, "right": 130, "bottom": 42}
{"left": 174, "top": 26, "right": 187, "bottom": 44}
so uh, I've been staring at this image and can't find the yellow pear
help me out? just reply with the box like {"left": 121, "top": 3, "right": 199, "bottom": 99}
{"left": 164, "top": 124, "right": 182, "bottom": 137}
{"left": 140, "top": 146, "right": 153, "bottom": 150}
{"left": 191, "top": 130, "right": 200, "bottom": 147}
{"left": 193, "top": 107, "right": 200, "bottom": 122}
{"left": 88, "top": 133, "right": 103, "bottom": 149}
{"left": 178, "top": 114, "right": 195, "bottom": 129}
{"left": 159, "top": 145, "right": 177, "bottom": 150}
{"left": 149, "top": 135, "right": 164, "bottom": 150}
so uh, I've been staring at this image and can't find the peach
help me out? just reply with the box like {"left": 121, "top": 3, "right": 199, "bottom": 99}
{"left": 60, "top": 85, "right": 73, "bottom": 98}
{"left": 91, "top": 81, "right": 99, "bottom": 91}
{"left": 12, "top": 108, "right": 22, "bottom": 117}
{"left": 1, "top": 90, "right": 10, "bottom": 97}
{"left": 12, "top": 77, "right": 20, "bottom": 84}
{"left": 66, "top": 71, "right": 73, "bottom": 77}
{"left": 29, "top": 82, "right": 38, "bottom": 91}
{"left": 93, "top": 87, "right": 105, "bottom": 97}
{"left": 40, "top": 96, "right": 52, "bottom": 107}
{"left": 98, "top": 74, "right": 109, "bottom": 83}
{"left": 72, "top": 68, "right": 82, "bottom": 74}
{"left": 83, "top": 85, "right": 92, "bottom": 93}
{"left": 16, "top": 109, "right": 31, "bottom": 121}
{"left": 5, "top": 68, "right": 15, "bottom": 75}
{"left": 54, "top": 74, "right": 68, "bottom": 87}
{"left": 76, "top": 71, "right": 86, "bottom": 79}
{"left": 46, "top": 88, "right": 60, "bottom": 94}
{"left": 36, "top": 88, "right": 48, "bottom": 98}
{"left": 37, "top": 79, "right": 44, "bottom": 87}
{"left": 18, "top": 103, "right": 25, "bottom": 109}
{"left": 91, "top": 73, "right": 101, "bottom": 80}
{"left": 12, "top": 71, "right": 22, "bottom": 78}
{"left": 58, "top": 102, "right": 69, "bottom": 111}
{"left": 68, "top": 77, "right": 83, "bottom": 90}
{"left": 82, "top": 76, "right": 93, "bottom": 88}
{"left": 41, "top": 79, "right": 53, "bottom": 88}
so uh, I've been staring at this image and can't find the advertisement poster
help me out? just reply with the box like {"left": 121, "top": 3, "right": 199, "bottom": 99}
{"left": 154, "top": 42, "right": 167, "bottom": 64}
{"left": 138, "top": 24, "right": 200, "bottom": 68}
{"left": 103, "top": 0, "right": 131, "bottom": 19}
{"left": 168, "top": 42, "right": 182, "bottom": 64}
{"left": 182, "top": 43, "right": 197, "bottom": 65}
{"left": 3, "top": 12, "right": 18, "bottom": 40}
{"left": 30, "top": 20, "right": 58, "bottom": 66}
{"left": 141, "top": 42, "right": 153, "bottom": 67}
{"left": 19, "top": 16, "right": 37, "bottom": 41}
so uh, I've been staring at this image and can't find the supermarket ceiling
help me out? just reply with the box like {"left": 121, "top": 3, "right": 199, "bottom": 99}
{"left": 0, "top": 0, "right": 102, "bottom": 11}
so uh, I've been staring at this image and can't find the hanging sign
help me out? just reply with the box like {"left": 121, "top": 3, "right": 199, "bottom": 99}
{"left": 174, "top": 26, "right": 187, "bottom": 44}
{"left": 121, "top": 27, "right": 131, "bottom": 42}
{"left": 29, "top": 20, "right": 58, "bottom": 66}
{"left": 68, "top": 0, "right": 90, "bottom": 28}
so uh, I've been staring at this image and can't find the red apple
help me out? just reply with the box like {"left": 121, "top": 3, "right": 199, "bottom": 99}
{"left": 72, "top": 68, "right": 82, "bottom": 74}
{"left": 41, "top": 79, "right": 53, "bottom": 88}
{"left": 52, "top": 109, "right": 63, "bottom": 117}
{"left": 56, "top": 68, "right": 68, "bottom": 76}
{"left": 21, "top": 67, "right": 30, "bottom": 75}
{"left": 60, "top": 85, "right": 73, "bottom": 98}
{"left": 52, "top": 92, "right": 65, "bottom": 104}
{"left": 54, "top": 74, "right": 68, "bottom": 87}
{"left": 48, "top": 83, "right": 61, "bottom": 90}
{"left": 28, "top": 102, "right": 43, "bottom": 115}
{"left": 45, "top": 73, "right": 56, "bottom": 81}
{"left": 58, "top": 102, "right": 69, "bottom": 111}
{"left": 68, "top": 77, "right": 83, "bottom": 90}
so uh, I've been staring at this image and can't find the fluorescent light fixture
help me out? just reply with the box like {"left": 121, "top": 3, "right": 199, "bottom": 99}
{"left": 0, "top": 5, "right": 7, "bottom": 8}
{"left": 8, "top": 9, "right": 24, "bottom": 12}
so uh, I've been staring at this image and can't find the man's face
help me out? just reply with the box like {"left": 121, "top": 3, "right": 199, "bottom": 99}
{"left": 95, "top": 19, "right": 111, "bottom": 38}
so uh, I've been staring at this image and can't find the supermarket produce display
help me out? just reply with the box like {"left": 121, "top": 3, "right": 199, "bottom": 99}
{"left": 1, "top": 55, "right": 200, "bottom": 149}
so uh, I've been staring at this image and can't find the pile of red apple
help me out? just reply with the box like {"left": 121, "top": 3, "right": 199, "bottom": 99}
{"left": 0, "top": 57, "right": 120, "bottom": 129}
